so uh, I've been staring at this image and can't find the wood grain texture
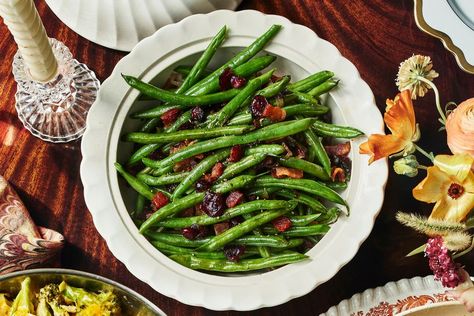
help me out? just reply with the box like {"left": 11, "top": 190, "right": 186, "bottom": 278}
{"left": 0, "top": 0, "right": 473, "bottom": 315}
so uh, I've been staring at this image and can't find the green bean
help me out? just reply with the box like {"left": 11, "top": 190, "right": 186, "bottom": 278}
{"left": 158, "top": 200, "right": 291, "bottom": 228}
{"left": 258, "top": 75, "right": 291, "bottom": 98}
{"left": 324, "top": 181, "right": 348, "bottom": 191}
{"left": 139, "top": 175, "right": 256, "bottom": 232}
{"left": 170, "top": 252, "right": 308, "bottom": 272}
{"left": 307, "top": 79, "right": 339, "bottom": 97}
{"left": 142, "top": 119, "right": 313, "bottom": 169}
{"left": 140, "top": 117, "right": 161, "bottom": 132}
{"left": 245, "top": 144, "right": 285, "bottom": 156}
{"left": 125, "top": 125, "right": 253, "bottom": 144}
{"left": 137, "top": 172, "right": 189, "bottom": 186}
{"left": 114, "top": 163, "right": 154, "bottom": 200}
{"left": 172, "top": 149, "right": 230, "bottom": 200}
{"left": 133, "top": 194, "right": 146, "bottom": 219}
{"left": 132, "top": 104, "right": 179, "bottom": 120}
{"left": 207, "top": 69, "right": 274, "bottom": 127}
{"left": 174, "top": 65, "right": 212, "bottom": 78}
{"left": 146, "top": 232, "right": 211, "bottom": 248}
{"left": 263, "top": 224, "right": 330, "bottom": 237}
{"left": 197, "top": 207, "right": 295, "bottom": 252}
{"left": 302, "top": 121, "right": 331, "bottom": 176}
{"left": 152, "top": 241, "right": 260, "bottom": 259}
{"left": 274, "top": 189, "right": 327, "bottom": 213}
{"left": 242, "top": 214, "right": 270, "bottom": 258}
{"left": 312, "top": 120, "right": 364, "bottom": 138}
{"left": 278, "top": 157, "right": 330, "bottom": 181}
{"left": 318, "top": 207, "right": 343, "bottom": 224}
{"left": 245, "top": 187, "right": 279, "bottom": 199}
{"left": 219, "top": 154, "right": 266, "bottom": 180}
{"left": 284, "top": 91, "right": 318, "bottom": 105}
{"left": 289, "top": 214, "right": 322, "bottom": 226}
{"left": 123, "top": 75, "right": 240, "bottom": 107}
{"left": 254, "top": 176, "right": 348, "bottom": 209}
{"left": 127, "top": 110, "right": 192, "bottom": 166}
{"left": 232, "top": 235, "right": 292, "bottom": 248}
{"left": 150, "top": 165, "right": 173, "bottom": 177}
{"left": 185, "top": 25, "right": 281, "bottom": 96}
{"left": 175, "top": 26, "right": 227, "bottom": 94}
{"left": 287, "top": 70, "right": 334, "bottom": 92}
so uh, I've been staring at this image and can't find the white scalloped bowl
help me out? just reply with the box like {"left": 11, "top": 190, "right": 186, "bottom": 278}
{"left": 80, "top": 10, "right": 388, "bottom": 311}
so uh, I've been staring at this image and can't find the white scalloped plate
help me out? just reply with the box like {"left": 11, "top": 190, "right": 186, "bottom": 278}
{"left": 45, "top": 0, "right": 242, "bottom": 51}
{"left": 80, "top": 10, "right": 388, "bottom": 311}
{"left": 320, "top": 275, "right": 470, "bottom": 316}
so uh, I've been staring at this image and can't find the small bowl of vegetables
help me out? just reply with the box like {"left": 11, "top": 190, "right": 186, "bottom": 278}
{"left": 81, "top": 10, "right": 388, "bottom": 310}
{"left": 0, "top": 268, "right": 165, "bottom": 315}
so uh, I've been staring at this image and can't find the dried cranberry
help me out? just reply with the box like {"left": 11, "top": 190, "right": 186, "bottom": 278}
{"left": 249, "top": 95, "right": 268, "bottom": 118}
{"left": 229, "top": 216, "right": 244, "bottom": 227}
{"left": 202, "top": 191, "right": 225, "bottom": 217}
{"left": 230, "top": 75, "right": 246, "bottom": 88}
{"left": 151, "top": 192, "right": 169, "bottom": 210}
{"left": 226, "top": 191, "right": 245, "bottom": 208}
{"left": 182, "top": 224, "right": 208, "bottom": 240}
{"left": 195, "top": 179, "right": 211, "bottom": 192}
{"left": 228, "top": 145, "right": 244, "bottom": 162}
{"left": 191, "top": 106, "right": 205, "bottom": 122}
{"left": 224, "top": 245, "right": 246, "bottom": 262}
{"left": 160, "top": 108, "right": 181, "bottom": 126}
{"left": 272, "top": 216, "right": 292, "bottom": 232}
{"left": 219, "top": 68, "right": 234, "bottom": 90}
{"left": 178, "top": 121, "right": 193, "bottom": 130}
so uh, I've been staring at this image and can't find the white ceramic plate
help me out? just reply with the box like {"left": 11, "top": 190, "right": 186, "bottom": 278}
{"left": 321, "top": 275, "right": 462, "bottom": 316}
{"left": 80, "top": 10, "right": 388, "bottom": 311}
{"left": 45, "top": 0, "right": 242, "bottom": 51}
{"left": 414, "top": 0, "right": 474, "bottom": 74}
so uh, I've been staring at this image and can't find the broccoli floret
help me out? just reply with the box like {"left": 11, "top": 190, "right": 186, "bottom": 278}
{"left": 37, "top": 284, "right": 72, "bottom": 316}
{"left": 9, "top": 277, "right": 35, "bottom": 316}
{"left": 60, "top": 282, "right": 120, "bottom": 316}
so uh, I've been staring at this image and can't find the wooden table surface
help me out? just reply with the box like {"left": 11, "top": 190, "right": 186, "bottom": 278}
{"left": 1, "top": 0, "right": 474, "bottom": 315}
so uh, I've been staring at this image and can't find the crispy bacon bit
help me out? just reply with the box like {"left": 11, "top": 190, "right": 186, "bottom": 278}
{"left": 213, "top": 222, "right": 230, "bottom": 235}
{"left": 325, "top": 142, "right": 351, "bottom": 157}
{"left": 249, "top": 95, "right": 269, "bottom": 118}
{"left": 271, "top": 167, "right": 304, "bottom": 179}
{"left": 262, "top": 104, "right": 286, "bottom": 122}
{"left": 226, "top": 191, "right": 245, "bottom": 208}
{"left": 160, "top": 108, "right": 181, "bottom": 127}
{"left": 272, "top": 216, "right": 292, "bottom": 232}
{"left": 282, "top": 142, "right": 293, "bottom": 158}
{"left": 204, "top": 162, "right": 224, "bottom": 183}
{"left": 228, "top": 145, "right": 244, "bottom": 162}
{"left": 331, "top": 167, "right": 346, "bottom": 182}
{"left": 151, "top": 192, "right": 169, "bottom": 210}
{"left": 173, "top": 158, "right": 196, "bottom": 172}
{"left": 170, "top": 140, "right": 193, "bottom": 154}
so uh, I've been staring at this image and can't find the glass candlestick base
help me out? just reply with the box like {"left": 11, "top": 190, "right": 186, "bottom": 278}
{"left": 12, "top": 38, "right": 100, "bottom": 143}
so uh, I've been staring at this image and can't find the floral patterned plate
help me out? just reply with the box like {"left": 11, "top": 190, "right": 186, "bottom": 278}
{"left": 320, "top": 276, "right": 462, "bottom": 316}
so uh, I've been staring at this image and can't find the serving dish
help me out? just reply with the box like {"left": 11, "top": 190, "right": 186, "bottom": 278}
{"left": 321, "top": 275, "right": 459, "bottom": 316}
{"left": 414, "top": 0, "right": 474, "bottom": 74}
{"left": 45, "top": 0, "right": 242, "bottom": 51}
{"left": 80, "top": 9, "right": 388, "bottom": 310}
{"left": 0, "top": 268, "right": 166, "bottom": 315}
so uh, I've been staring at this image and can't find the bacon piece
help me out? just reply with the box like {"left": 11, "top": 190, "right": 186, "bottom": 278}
{"left": 325, "top": 142, "right": 351, "bottom": 157}
{"left": 173, "top": 158, "right": 196, "bottom": 172}
{"left": 282, "top": 142, "right": 293, "bottom": 158}
{"left": 262, "top": 104, "right": 286, "bottom": 122}
{"left": 272, "top": 216, "right": 292, "bottom": 232}
{"left": 228, "top": 145, "right": 244, "bottom": 162}
{"left": 331, "top": 167, "right": 346, "bottom": 182}
{"left": 204, "top": 162, "right": 224, "bottom": 183}
{"left": 271, "top": 167, "right": 303, "bottom": 179}
{"left": 213, "top": 222, "right": 230, "bottom": 235}
{"left": 151, "top": 192, "right": 169, "bottom": 210}
{"left": 226, "top": 191, "right": 245, "bottom": 208}
{"left": 160, "top": 108, "right": 181, "bottom": 127}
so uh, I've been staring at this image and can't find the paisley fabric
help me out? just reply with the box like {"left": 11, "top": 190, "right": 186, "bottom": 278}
{"left": 0, "top": 176, "right": 64, "bottom": 274}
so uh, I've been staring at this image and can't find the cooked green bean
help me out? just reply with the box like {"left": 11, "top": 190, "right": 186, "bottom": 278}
{"left": 172, "top": 149, "right": 230, "bottom": 200}
{"left": 287, "top": 70, "right": 334, "bottom": 92}
{"left": 114, "top": 163, "right": 154, "bottom": 200}
{"left": 284, "top": 91, "right": 318, "bottom": 105}
{"left": 254, "top": 176, "right": 348, "bottom": 209}
{"left": 158, "top": 200, "right": 291, "bottom": 228}
{"left": 173, "top": 65, "right": 209, "bottom": 77}
{"left": 219, "top": 154, "right": 266, "bottom": 180}
{"left": 185, "top": 25, "right": 281, "bottom": 96}
{"left": 307, "top": 79, "right": 339, "bottom": 97}
{"left": 152, "top": 240, "right": 260, "bottom": 259}
{"left": 137, "top": 172, "right": 189, "bottom": 186}
{"left": 197, "top": 206, "right": 295, "bottom": 252}
{"left": 302, "top": 122, "right": 331, "bottom": 176}
{"left": 125, "top": 125, "right": 252, "bottom": 144}
{"left": 207, "top": 69, "right": 274, "bottom": 127}
{"left": 170, "top": 252, "right": 308, "bottom": 272}
{"left": 140, "top": 117, "right": 161, "bottom": 133}
{"left": 133, "top": 194, "right": 146, "bottom": 219}
{"left": 258, "top": 75, "right": 291, "bottom": 98}
{"left": 263, "top": 224, "right": 330, "bottom": 237}
{"left": 325, "top": 181, "right": 348, "bottom": 191}
{"left": 278, "top": 157, "right": 330, "bottom": 181}
{"left": 245, "top": 144, "right": 285, "bottom": 156}
{"left": 132, "top": 104, "right": 179, "bottom": 120}
{"left": 289, "top": 214, "right": 322, "bottom": 226}
{"left": 149, "top": 165, "right": 173, "bottom": 177}
{"left": 146, "top": 232, "right": 212, "bottom": 248}
{"left": 142, "top": 119, "right": 313, "bottom": 169}
{"left": 312, "top": 120, "right": 364, "bottom": 138}
{"left": 139, "top": 175, "right": 256, "bottom": 232}
{"left": 123, "top": 75, "right": 240, "bottom": 107}
{"left": 274, "top": 189, "right": 327, "bottom": 213}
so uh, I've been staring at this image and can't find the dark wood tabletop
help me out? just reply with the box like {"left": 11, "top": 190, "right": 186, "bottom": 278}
{"left": 1, "top": 0, "right": 474, "bottom": 315}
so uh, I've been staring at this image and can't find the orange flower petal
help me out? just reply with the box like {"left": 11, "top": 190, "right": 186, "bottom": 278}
{"left": 413, "top": 165, "right": 450, "bottom": 203}
{"left": 359, "top": 134, "right": 407, "bottom": 164}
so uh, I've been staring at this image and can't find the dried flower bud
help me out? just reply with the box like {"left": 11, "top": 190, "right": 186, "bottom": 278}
{"left": 393, "top": 154, "right": 419, "bottom": 177}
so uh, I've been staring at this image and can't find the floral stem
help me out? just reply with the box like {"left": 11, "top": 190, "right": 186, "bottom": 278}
{"left": 453, "top": 238, "right": 474, "bottom": 259}
{"left": 418, "top": 165, "right": 428, "bottom": 170}
{"left": 414, "top": 144, "right": 434, "bottom": 161}
{"left": 416, "top": 76, "right": 447, "bottom": 124}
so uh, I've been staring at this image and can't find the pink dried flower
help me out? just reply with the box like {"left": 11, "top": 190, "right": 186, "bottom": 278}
{"left": 425, "top": 236, "right": 464, "bottom": 288}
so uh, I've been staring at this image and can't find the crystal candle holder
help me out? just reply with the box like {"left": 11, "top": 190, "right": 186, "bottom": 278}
{"left": 12, "top": 38, "right": 100, "bottom": 143}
